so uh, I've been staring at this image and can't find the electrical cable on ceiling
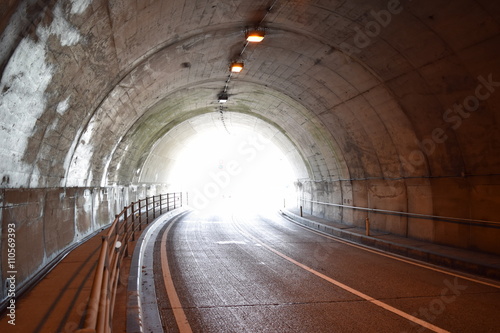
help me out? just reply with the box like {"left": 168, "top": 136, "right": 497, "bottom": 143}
{"left": 219, "top": 0, "right": 280, "bottom": 95}
{"left": 216, "top": 0, "right": 281, "bottom": 132}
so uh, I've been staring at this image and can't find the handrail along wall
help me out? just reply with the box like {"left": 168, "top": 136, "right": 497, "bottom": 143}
{"left": 298, "top": 198, "right": 500, "bottom": 228}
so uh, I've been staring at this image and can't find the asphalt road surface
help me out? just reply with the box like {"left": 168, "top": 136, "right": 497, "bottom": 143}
{"left": 153, "top": 208, "right": 500, "bottom": 333}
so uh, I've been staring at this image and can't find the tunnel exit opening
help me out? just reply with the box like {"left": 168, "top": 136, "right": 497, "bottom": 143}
{"left": 167, "top": 127, "right": 296, "bottom": 212}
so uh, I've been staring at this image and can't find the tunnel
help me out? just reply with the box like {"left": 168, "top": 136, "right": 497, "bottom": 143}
{"left": 1, "top": 0, "right": 500, "bottom": 331}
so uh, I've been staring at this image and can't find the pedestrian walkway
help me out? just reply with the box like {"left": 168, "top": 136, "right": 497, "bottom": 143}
{"left": 0, "top": 230, "right": 101, "bottom": 332}
{"left": 281, "top": 208, "right": 500, "bottom": 280}
{"left": 0, "top": 228, "right": 133, "bottom": 333}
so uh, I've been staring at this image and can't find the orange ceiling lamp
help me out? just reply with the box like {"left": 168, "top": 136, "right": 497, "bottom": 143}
{"left": 246, "top": 29, "right": 265, "bottom": 42}
{"left": 230, "top": 62, "right": 244, "bottom": 73}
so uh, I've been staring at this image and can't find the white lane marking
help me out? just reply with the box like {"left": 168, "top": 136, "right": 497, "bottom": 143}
{"left": 160, "top": 217, "right": 193, "bottom": 333}
{"left": 282, "top": 214, "right": 500, "bottom": 289}
{"left": 233, "top": 218, "right": 450, "bottom": 333}
{"left": 216, "top": 240, "right": 247, "bottom": 245}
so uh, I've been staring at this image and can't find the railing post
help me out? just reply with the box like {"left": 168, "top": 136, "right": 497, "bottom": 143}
{"left": 138, "top": 200, "right": 142, "bottom": 231}
{"left": 145, "top": 197, "right": 149, "bottom": 224}
{"left": 131, "top": 202, "right": 135, "bottom": 242}
{"left": 124, "top": 207, "right": 128, "bottom": 237}
{"left": 109, "top": 248, "right": 122, "bottom": 328}
{"left": 167, "top": 193, "right": 170, "bottom": 211}
{"left": 97, "top": 254, "right": 110, "bottom": 333}
{"left": 125, "top": 237, "right": 129, "bottom": 258}
{"left": 81, "top": 236, "right": 107, "bottom": 330}
{"left": 159, "top": 194, "right": 163, "bottom": 215}
{"left": 115, "top": 215, "right": 119, "bottom": 235}
{"left": 180, "top": 192, "right": 183, "bottom": 207}
{"left": 153, "top": 195, "right": 156, "bottom": 219}
{"left": 174, "top": 194, "right": 177, "bottom": 209}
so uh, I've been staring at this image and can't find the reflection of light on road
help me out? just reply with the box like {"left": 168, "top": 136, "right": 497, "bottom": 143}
{"left": 168, "top": 127, "right": 296, "bottom": 213}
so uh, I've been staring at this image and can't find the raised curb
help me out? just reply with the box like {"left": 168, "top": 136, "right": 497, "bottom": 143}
{"left": 280, "top": 209, "right": 500, "bottom": 280}
{"left": 127, "top": 207, "right": 189, "bottom": 333}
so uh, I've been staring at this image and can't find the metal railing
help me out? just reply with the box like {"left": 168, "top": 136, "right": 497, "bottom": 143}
{"left": 299, "top": 198, "right": 500, "bottom": 227}
{"left": 76, "top": 192, "right": 183, "bottom": 333}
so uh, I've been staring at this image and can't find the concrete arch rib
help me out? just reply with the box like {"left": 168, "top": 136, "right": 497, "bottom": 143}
{"left": 103, "top": 82, "right": 339, "bottom": 186}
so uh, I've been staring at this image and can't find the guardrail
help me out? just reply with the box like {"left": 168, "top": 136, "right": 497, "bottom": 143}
{"left": 76, "top": 192, "right": 183, "bottom": 333}
{"left": 299, "top": 198, "right": 500, "bottom": 227}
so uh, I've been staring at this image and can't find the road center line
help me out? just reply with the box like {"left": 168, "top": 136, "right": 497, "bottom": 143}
{"left": 233, "top": 217, "right": 450, "bottom": 333}
{"left": 160, "top": 216, "right": 193, "bottom": 333}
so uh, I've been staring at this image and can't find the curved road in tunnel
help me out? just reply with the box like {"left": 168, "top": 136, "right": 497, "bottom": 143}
{"left": 152, "top": 209, "right": 500, "bottom": 333}
{"left": 3, "top": 0, "right": 500, "bottom": 309}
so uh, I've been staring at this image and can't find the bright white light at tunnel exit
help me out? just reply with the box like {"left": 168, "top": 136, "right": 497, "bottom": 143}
{"left": 168, "top": 128, "right": 296, "bottom": 212}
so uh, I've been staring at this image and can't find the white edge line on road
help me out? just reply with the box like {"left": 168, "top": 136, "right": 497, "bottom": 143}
{"left": 160, "top": 216, "right": 193, "bottom": 333}
{"left": 233, "top": 218, "right": 450, "bottom": 333}
{"left": 282, "top": 214, "right": 500, "bottom": 289}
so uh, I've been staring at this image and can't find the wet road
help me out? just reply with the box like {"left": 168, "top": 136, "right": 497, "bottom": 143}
{"left": 154, "top": 209, "right": 500, "bottom": 332}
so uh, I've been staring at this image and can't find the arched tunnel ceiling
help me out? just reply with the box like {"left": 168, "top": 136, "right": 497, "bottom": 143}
{"left": 1, "top": 0, "right": 500, "bottom": 189}
{"left": 103, "top": 81, "right": 346, "bottom": 186}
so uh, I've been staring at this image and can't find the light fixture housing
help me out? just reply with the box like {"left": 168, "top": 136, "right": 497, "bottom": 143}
{"left": 218, "top": 92, "right": 229, "bottom": 103}
{"left": 246, "top": 29, "right": 265, "bottom": 42}
{"left": 230, "top": 62, "right": 244, "bottom": 73}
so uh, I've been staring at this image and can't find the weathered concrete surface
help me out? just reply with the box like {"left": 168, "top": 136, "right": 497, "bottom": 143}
{"left": 298, "top": 177, "right": 500, "bottom": 255}
{"left": 0, "top": 0, "right": 500, "bottom": 295}
{"left": 0, "top": 183, "right": 167, "bottom": 303}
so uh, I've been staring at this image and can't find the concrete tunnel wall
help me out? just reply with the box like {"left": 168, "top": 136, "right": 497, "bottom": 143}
{"left": 1, "top": 0, "right": 500, "bottom": 302}
{"left": 0, "top": 184, "right": 168, "bottom": 298}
